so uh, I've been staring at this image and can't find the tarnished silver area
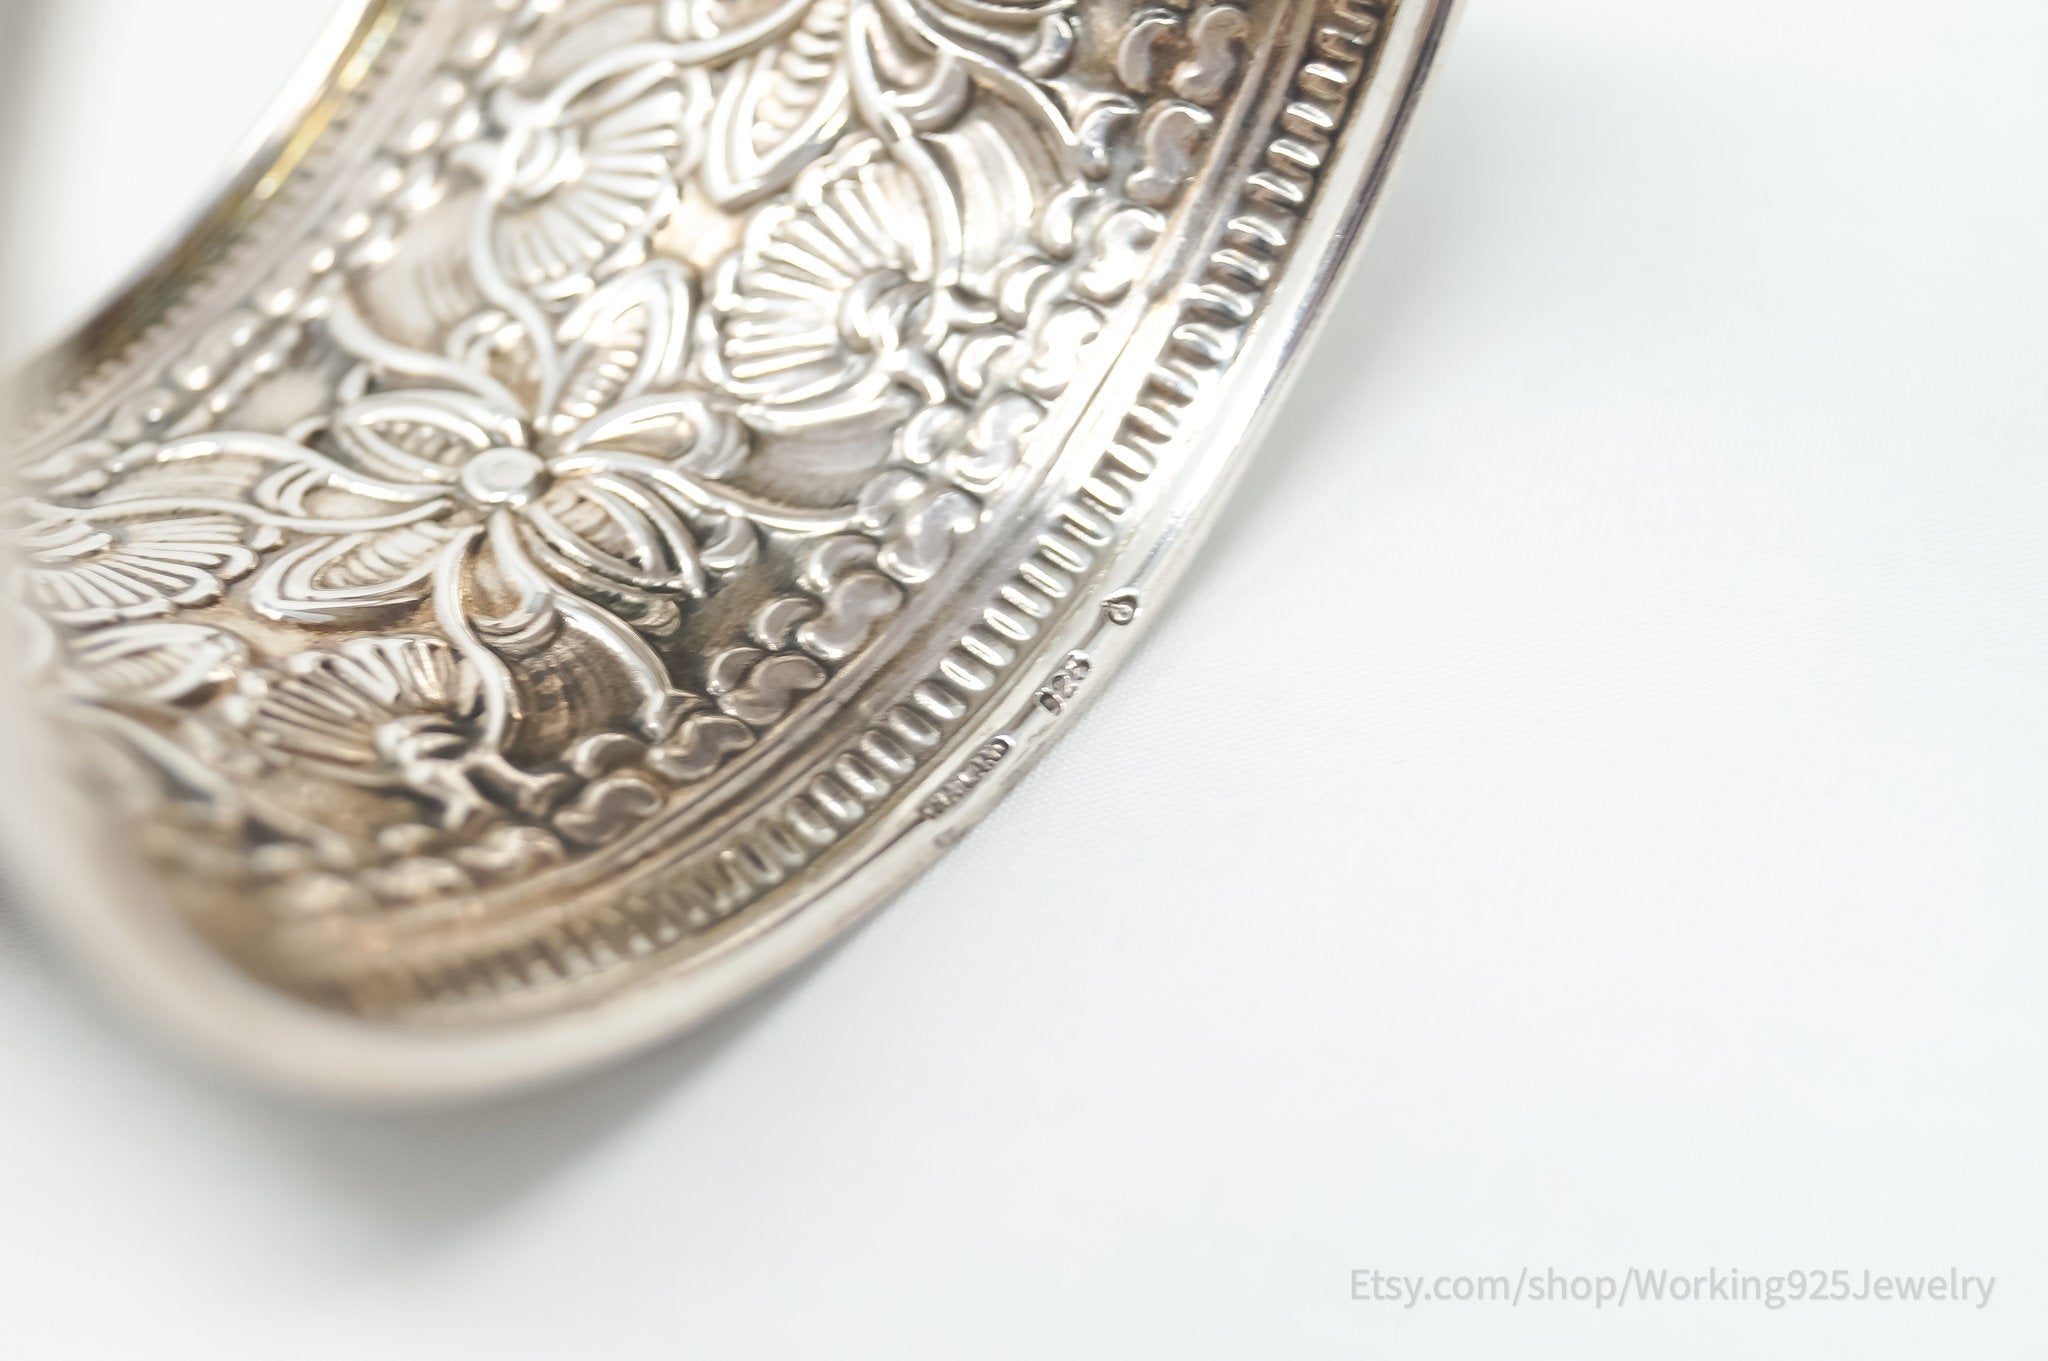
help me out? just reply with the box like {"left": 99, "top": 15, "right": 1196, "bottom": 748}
{"left": 2, "top": 0, "right": 1459, "bottom": 1097}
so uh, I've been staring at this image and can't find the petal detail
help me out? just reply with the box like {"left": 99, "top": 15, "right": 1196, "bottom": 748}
{"left": 17, "top": 510, "right": 258, "bottom": 627}
{"left": 63, "top": 621, "right": 249, "bottom": 704}
{"left": 706, "top": 137, "right": 944, "bottom": 430}
{"left": 558, "top": 391, "right": 747, "bottom": 478}
{"left": 328, "top": 389, "right": 528, "bottom": 486}
{"left": 700, "top": 0, "right": 853, "bottom": 208}
{"left": 489, "top": 57, "right": 703, "bottom": 302}
{"left": 249, "top": 519, "right": 461, "bottom": 624}
{"left": 520, "top": 473, "right": 705, "bottom": 626}
{"left": 547, "top": 261, "right": 696, "bottom": 436}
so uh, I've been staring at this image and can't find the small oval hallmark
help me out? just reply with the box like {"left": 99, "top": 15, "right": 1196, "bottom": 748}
{"left": 919, "top": 736, "right": 1015, "bottom": 820}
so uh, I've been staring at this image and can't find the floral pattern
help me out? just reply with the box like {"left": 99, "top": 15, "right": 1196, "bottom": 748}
{"left": 10, "top": 0, "right": 1186, "bottom": 945}
{"left": 248, "top": 260, "right": 762, "bottom": 742}
{"left": 15, "top": 509, "right": 258, "bottom": 627}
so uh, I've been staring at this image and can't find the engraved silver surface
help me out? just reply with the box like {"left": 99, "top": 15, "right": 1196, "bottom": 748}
{"left": 0, "top": 0, "right": 1460, "bottom": 1098}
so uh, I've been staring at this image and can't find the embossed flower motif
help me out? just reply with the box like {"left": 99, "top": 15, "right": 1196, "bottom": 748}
{"left": 9, "top": 593, "right": 247, "bottom": 708}
{"left": 243, "top": 263, "right": 756, "bottom": 662}
{"left": 705, "top": 138, "right": 985, "bottom": 434}
{"left": 225, "top": 636, "right": 499, "bottom": 830}
{"left": 13, "top": 508, "right": 258, "bottom": 627}
{"left": 59, "top": 621, "right": 249, "bottom": 705}
{"left": 472, "top": 49, "right": 709, "bottom": 302}
{"left": 685, "top": 0, "right": 1076, "bottom": 209}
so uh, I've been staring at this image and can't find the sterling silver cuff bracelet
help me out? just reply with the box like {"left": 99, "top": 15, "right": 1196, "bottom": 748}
{"left": 0, "top": 0, "right": 1460, "bottom": 1099}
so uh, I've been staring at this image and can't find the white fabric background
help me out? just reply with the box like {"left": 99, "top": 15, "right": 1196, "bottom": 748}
{"left": 3, "top": 1, "right": 2045, "bottom": 1356}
